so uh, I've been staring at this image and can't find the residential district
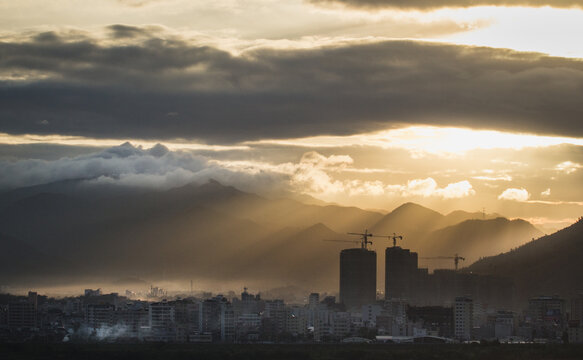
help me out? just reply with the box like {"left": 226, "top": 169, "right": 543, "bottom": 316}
{"left": 1, "top": 237, "right": 582, "bottom": 344}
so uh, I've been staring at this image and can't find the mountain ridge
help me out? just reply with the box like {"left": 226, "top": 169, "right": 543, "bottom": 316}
{"left": 466, "top": 217, "right": 583, "bottom": 302}
{"left": 0, "top": 179, "right": 551, "bottom": 291}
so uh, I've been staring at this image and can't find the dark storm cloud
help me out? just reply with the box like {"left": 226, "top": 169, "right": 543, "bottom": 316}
{"left": 1, "top": 29, "right": 583, "bottom": 143}
{"left": 310, "top": 0, "right": 583, "bottom": 10}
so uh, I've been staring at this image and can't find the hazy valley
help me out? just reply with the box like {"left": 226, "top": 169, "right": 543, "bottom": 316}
{"left": 0, "top": 179, "right": 549, "bottom": 296}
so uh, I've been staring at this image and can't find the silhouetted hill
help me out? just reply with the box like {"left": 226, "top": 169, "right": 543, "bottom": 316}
{"left": 0, "top": 233, "right": 74, "bottom": 282}
{"left": 0, "top": 178, "right": 148, "bottom": 208}
{"left": 370, "top": 202, "right": 444, "bottom": 248}
{"left": 367, "top": 203, "right": 540, "bottom": 277}
{"left": 421, "top": 218, "right": 543, "bottom": 269}
{"left": 467, "top": 217, "right": 583, "bottom": 302}
{"left": 0, "top": 179, "right": 545, "bottom": 291}
{"left": 0, "top": 180, "right": 380, "bottom": 289}
{"left": 441, "top": 210, "right": 503, "bottom": 228}
{"left": 234, "top": 223, "right": 343, "bottom": 289}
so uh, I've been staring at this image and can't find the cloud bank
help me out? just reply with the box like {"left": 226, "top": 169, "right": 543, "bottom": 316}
{"left": 0, "top": 143, "right": 479, "bottom": 205}
{"left": 1, "top": 28, "right": 583, "bottom": 143}
{"left": 311, "top": 0, "right": 583, "bottom": 10}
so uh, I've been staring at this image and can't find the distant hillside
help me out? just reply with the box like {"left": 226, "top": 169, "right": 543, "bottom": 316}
{"left": 368, "top": 203, "right": 540, "bottom": 273}
{"left": 370, "top": 203, "right": 507, "bottom": 250}
{"left": 0, "top": 180, "right": 370, "bottom": 289}
{"left": 0, "top": 179, "right": 545, "bottom": 291}
{"left": 421, "top": 217, "right": 542, "bottom": 268}
{"left": 234, "top": 223, "right": 342, "bottom": 289}
{"left": 0, "top": 179, "right": 383, "bottom": 235}
{"left": 370, "top": 202, "right": 444, "bottom": 248}
{"left": 467, "top": 217, "right": 583, "bottom": 302}
{"left": 441, "top": 210, "right": 503, "bottom": 228}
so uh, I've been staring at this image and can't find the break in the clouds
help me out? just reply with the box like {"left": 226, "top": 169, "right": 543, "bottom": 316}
{"left": 312, "top": 0, "right": 583, "bottom": 10}
{"left": 2, "top": 29, "right": 583, "bottom": 143}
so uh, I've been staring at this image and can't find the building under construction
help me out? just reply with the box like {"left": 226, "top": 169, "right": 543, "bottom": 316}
{"left": 384, "top": 244, "right": 514, "bottom": 309}
{"left": 339, "top": 248, "right": 376, "bottom": 310}
{"left": 385, "top": 246, "right": 418, "bottom": 300}
{"left": 333, "top": 230, "right": 514, "bottom": 310}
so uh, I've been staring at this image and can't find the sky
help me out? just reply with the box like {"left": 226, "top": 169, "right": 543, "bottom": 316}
{"left": 1, "top": 0, "right": 583, "bottom": 231}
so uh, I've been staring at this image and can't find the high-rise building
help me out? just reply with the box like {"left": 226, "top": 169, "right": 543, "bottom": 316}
{"left": 571, "top": 293, "right": 583, "bottom": 323}
{"left": 7, "top": 293, "right": 38, "bottom": 330}
{"left": 220, "top": 302, "right": 235, "bottom": 343}
{"left": 308, "top": 293, "right": 319, "bottom": 310}
{"left": 454, "top": 296, "right": 473, "bottom": 341}
{"left": 527, "top": 296, "right": 565, "bottom": 323}
{"left": 149, "top": 300, "right": 176, "bottom": 342}
{"left": 339, "top": 248, "right": 376, "bottom": 310}
{"left": 385, "top": 247, "right": 418, "bottom": 300}
{"left": 86, "top": 304, "right": 115, "bottom": 329}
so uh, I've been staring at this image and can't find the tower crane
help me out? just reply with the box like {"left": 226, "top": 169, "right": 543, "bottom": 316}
{"left": 323, "top": 239, "right": 363, "bottom": 247}
{"left": 419, "top": 254, "right": 466, "bottom": 271}
{"left": 381, "top": 233, "right": 403, "bottom": 247}
{"left": 324, "top": 229, "right": 376, "bottom": 249}
{"left": 325, "top": 229, "right": 404, "bottom": 250}
{"left": 347, "top": 230, "right": 375, "bottom": 249}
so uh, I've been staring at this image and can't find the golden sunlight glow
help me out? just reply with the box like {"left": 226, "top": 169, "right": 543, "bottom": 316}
{"left": 435, "top": 6, "right": 583, "bottom": 58}
{"left": 3, "top": 125, "right": 583, "bottom": 157}
{"left": 247, "top": 126, "right": 583, "bottom": 155}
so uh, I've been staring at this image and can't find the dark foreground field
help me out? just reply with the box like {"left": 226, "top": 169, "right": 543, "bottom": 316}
{"left": 2, "top": 343, "right": 583, "bottom": 360}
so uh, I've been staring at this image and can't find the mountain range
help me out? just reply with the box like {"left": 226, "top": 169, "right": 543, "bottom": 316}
{"left": 0, "top": 179, "right": 546, "bottom": 293}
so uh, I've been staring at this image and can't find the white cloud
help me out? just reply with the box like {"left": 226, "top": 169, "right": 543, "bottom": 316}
{"left": 438, "top": 180, "right": 476, "bottom": 199}
{"left": 402, "top": 177, "right": 439, "bottom": 197}
{"left": 472, "top": 175, "right": 512, "bottom": 181}
{"left": 555, "top": 161, "right": 583, "bottom": 174}
{"left": 347, "top": 180, "right": 386, "bottom": 196}
{"left": 498, "top": 187, "right": 530, "bottom": 202}
{"left": 0, "top": 144, "right": 476, "bottom": 203}
{"left": 0, "top": 142, "right": 290, "bottom": 195}
{"left": 396, "top": 178, "right": 475, "bottom": 199}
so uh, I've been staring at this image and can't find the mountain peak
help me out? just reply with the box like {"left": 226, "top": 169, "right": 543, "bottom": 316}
{"left": 392, "top": 202, "right": 443, "bottom": 216}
